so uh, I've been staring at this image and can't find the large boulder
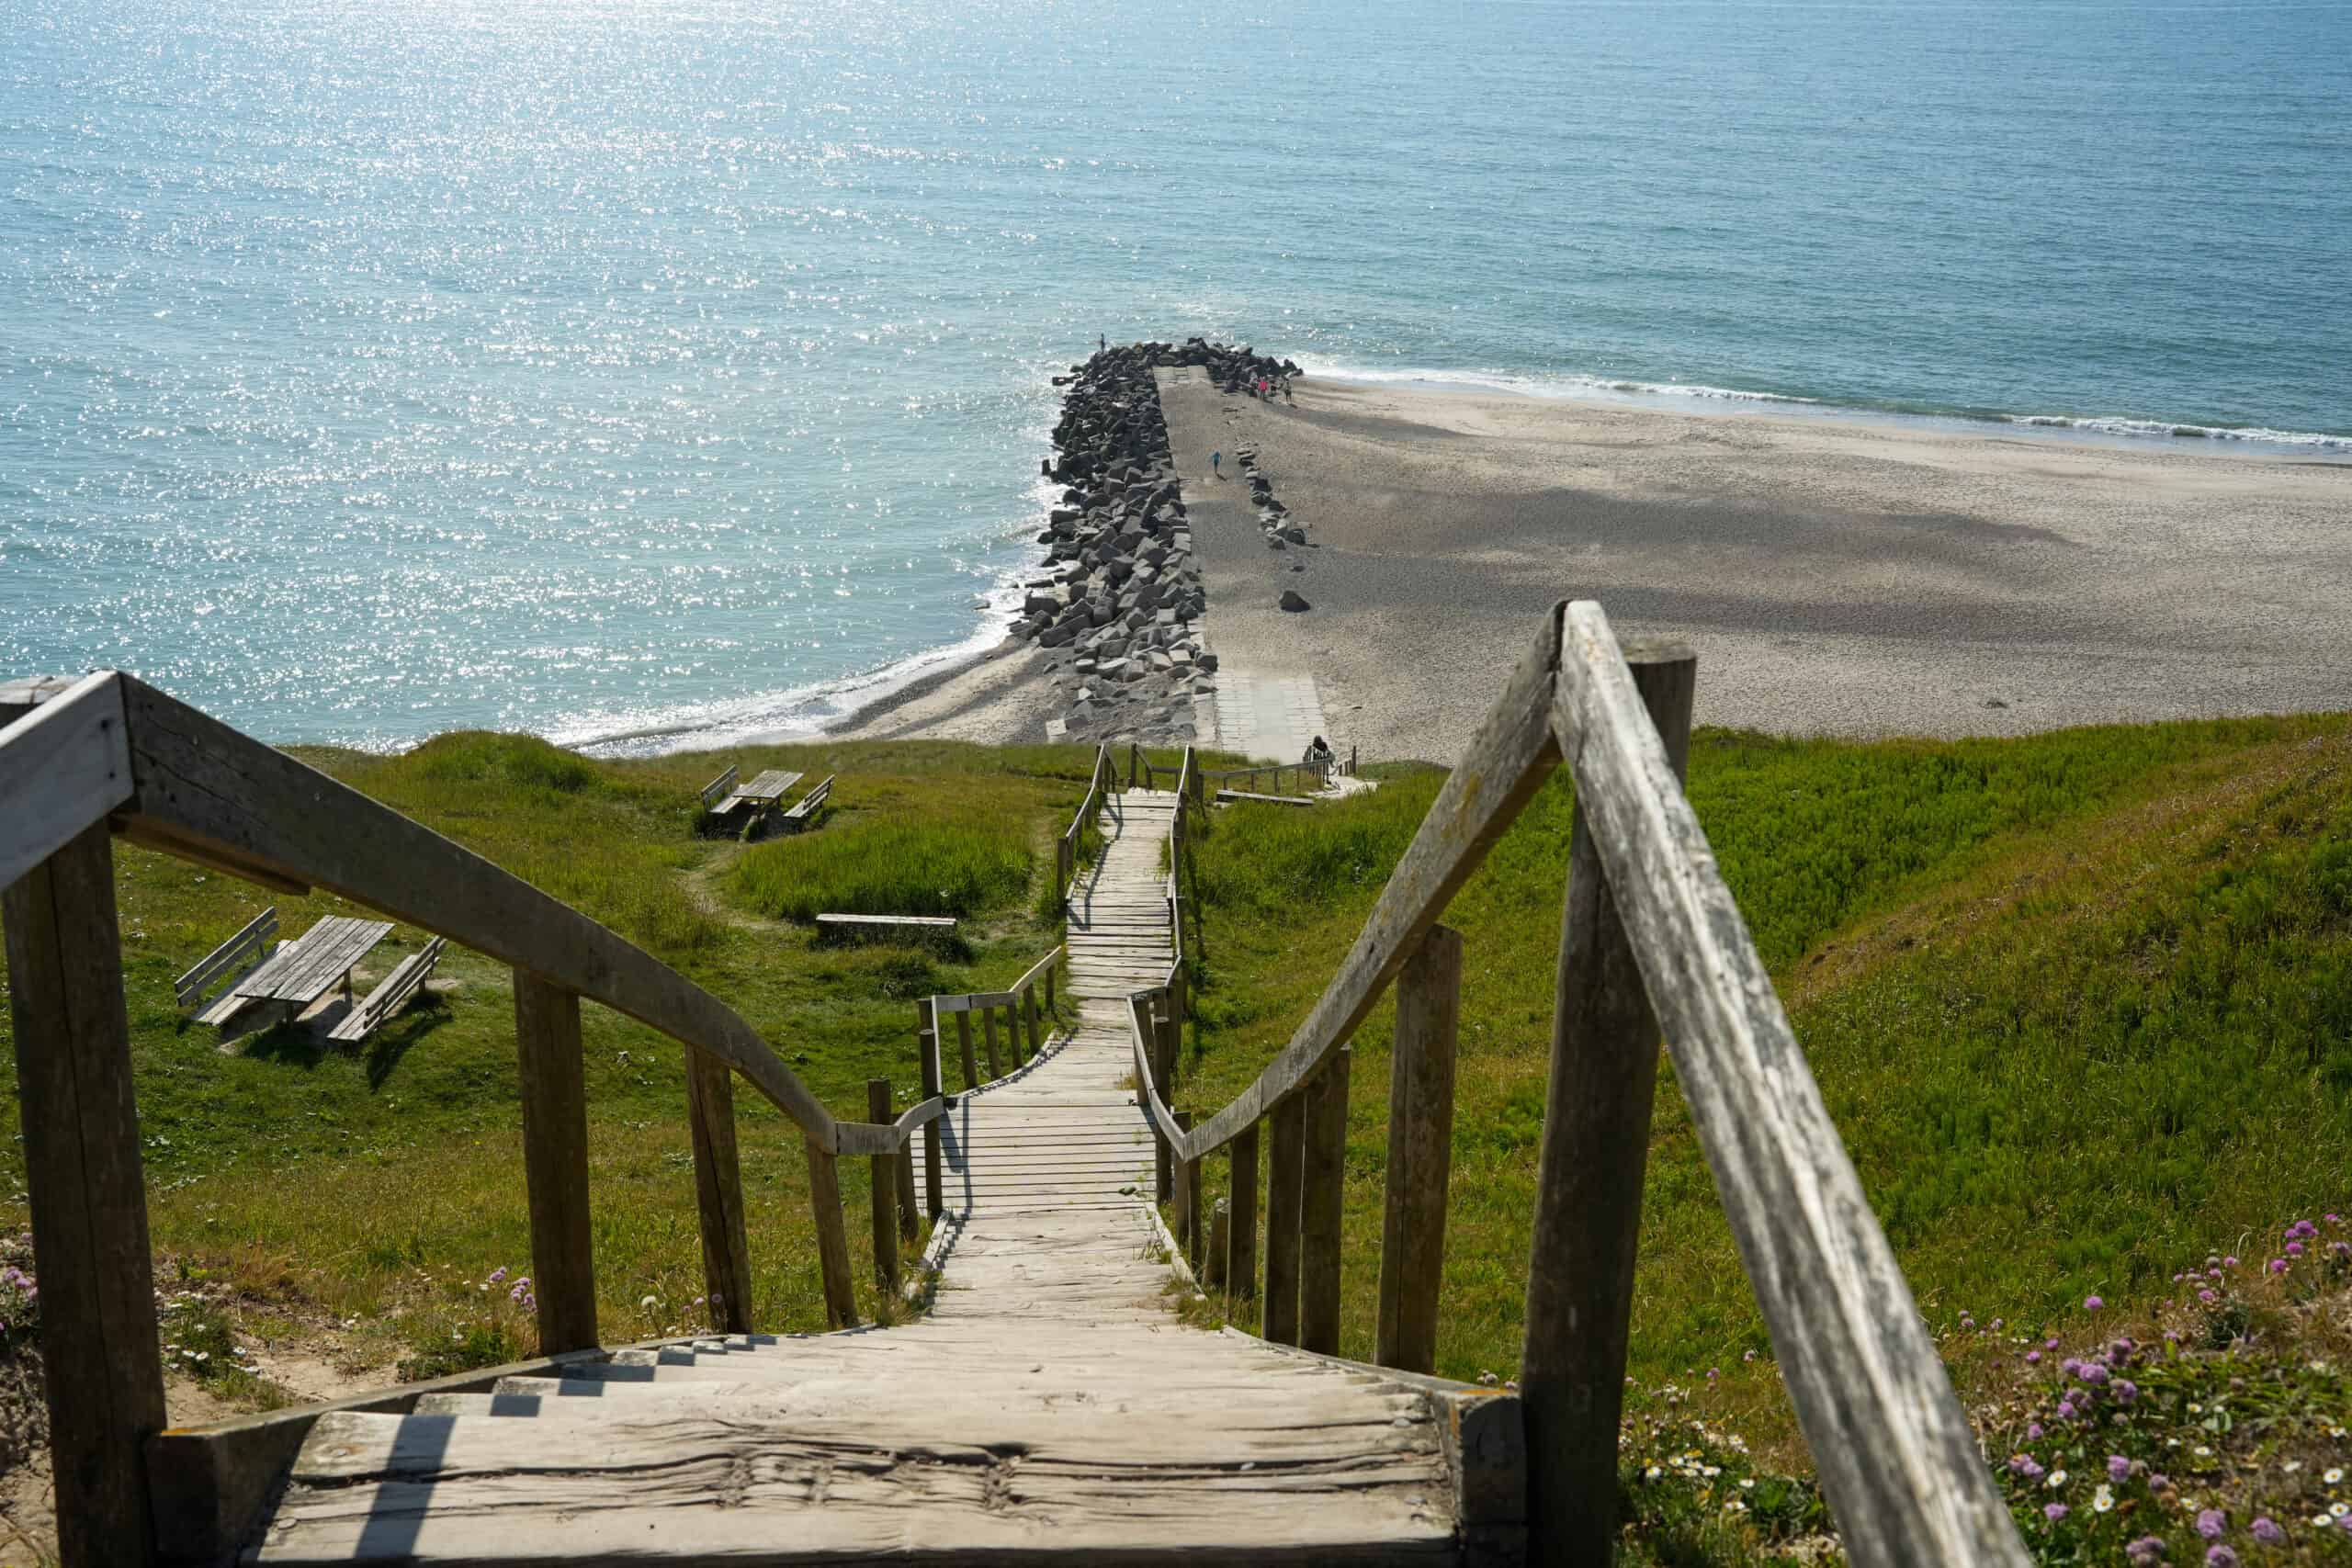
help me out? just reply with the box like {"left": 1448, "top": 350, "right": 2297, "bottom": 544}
{"left": 1280, "top": 590, "right": 1311, "bottom": 613}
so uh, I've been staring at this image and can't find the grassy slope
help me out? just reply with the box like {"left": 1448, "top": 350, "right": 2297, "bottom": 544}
{"left": 1178, "top": 716, "right": 2352, "bottom": 1435}
{"left": 0, "top": 735, "right": 1146, "bottom": 1375}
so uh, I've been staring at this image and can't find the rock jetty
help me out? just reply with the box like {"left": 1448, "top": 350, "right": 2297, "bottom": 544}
{"left": 1012, "top": 338, "right": 1298, "bottom": 743}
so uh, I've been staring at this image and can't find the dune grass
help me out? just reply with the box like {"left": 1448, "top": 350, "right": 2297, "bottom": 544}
{"left": 1173, "top": 713, "right": 2352, "bottom": 1558}
{"left": 730, "top": 808, "right": 1034, "bottom": 922}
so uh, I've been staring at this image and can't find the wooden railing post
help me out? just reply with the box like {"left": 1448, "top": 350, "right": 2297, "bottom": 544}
{"left": 1205, "top": 1199, "right": 1231, "bottom": 1291}
{"left": 1150, "top": 997, "right": 1174, "bottom": 1202}
{"left": 1136, "top": 995, "right": 1172, "bottom": 1202}
{"left": 1300, "top": 1044, "right": 1351, "bottom": 1356}
{"left": 1262, "top": 1094, "right": 1304, "bottom": 1338}
{"left": 894, "top": 1122, "right": 920, "bottom": 1243}
{"left": 684, "top": 1044, "right": 754, "bottom": 1334}
{"left": 514, "top": 973, "right": 597, "bottom": 1353}
{"left": 3, "top": 822, "right": 166, "bottom": 1568}
{"left": 1154, "top": 991, "right": 1180, "bottom": 1102}
{"left": 1521, "top": 640, "right": 1695, "bottom": 1564}
{"left": 1227, "top": 1119, "right": 1260, "bottom": 1300}
{"left": 956, "top": 1006, "right": 980, "bottom": 1089}
{"left": 1377, "top": 923, "right": 1462, "bottom": 1374}
{"left": 805, "top": 1135, "right": 859, "bottom": 1328}
{"left": 918, "top": 1001, "right": 944, "bottom": 1219}
{"left": 1023, "top": 983, "right": 1042, "bottom": 1058}
{"left": 1178, "top": 1111, "right": 1203, "bottom": 1267}
{"left": 866, "top": 1080, "right": 900, "bottom": 1295}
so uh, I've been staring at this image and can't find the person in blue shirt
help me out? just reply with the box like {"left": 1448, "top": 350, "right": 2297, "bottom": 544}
{"left": 1211, "top": 450, "right": 1222, "bottom": 478}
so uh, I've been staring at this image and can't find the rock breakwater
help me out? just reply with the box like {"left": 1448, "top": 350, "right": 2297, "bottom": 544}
{"left": 1012, "top": 338, "right": 1298, "bottom": 743}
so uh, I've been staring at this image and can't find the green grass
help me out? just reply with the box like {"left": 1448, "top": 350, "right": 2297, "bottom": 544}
{"left": 731, "top": 809, "right": 1034, "bottom": 922}
{"left": 1175, "top": 716, "right": 2352, "bottom": 1515}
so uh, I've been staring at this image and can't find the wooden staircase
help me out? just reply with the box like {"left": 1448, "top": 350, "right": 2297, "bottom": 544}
{"left": 3, "top": 607, "right": 2033, "bottom": 1567}
{"left": 242, "top": 786, "right": 1510, "bottom": 1564}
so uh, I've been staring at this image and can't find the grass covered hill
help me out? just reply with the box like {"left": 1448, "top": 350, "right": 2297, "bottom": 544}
{"left": 1178, "top": 713, "right": 2352, "bottom": 1562}
{"left": 2, "top": 715, "right": 2349, "bottom": 1562}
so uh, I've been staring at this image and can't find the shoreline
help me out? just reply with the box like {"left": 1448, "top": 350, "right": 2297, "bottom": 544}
{"left": 1292, "top": 361, "right": 2352, "bottom": 461}
{"left": 612, "top": 359, "right": 2352, "bottom": 762}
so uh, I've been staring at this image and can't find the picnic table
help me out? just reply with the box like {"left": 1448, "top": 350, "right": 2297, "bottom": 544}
{"left": 232, "top": 916, "right": 394, "bottom": 1010}
{"left": 713, "top": 769, "right": 803, "bottom": 818}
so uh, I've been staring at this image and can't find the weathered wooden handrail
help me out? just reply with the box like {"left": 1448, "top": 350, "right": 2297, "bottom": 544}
{"left": 1116, "top": 602, "right": 2027, "bottom": 1567}
{"left": 0, "top": 673, "right": 961, "bottom": 1562}
{"left": 923, "top": 942, "right": 1062, "bottom": 1089}
{"left": 1053, "top": 742, "right": 1114, "bottom": 912}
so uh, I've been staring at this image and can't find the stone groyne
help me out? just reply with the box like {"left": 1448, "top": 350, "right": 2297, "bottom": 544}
{"left": 1012, "top": 339, "right": 1298, "bottom": 743}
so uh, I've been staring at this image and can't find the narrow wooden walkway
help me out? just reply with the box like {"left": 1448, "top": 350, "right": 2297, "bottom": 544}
{"left": 250, "top": 789, "right": 1466, "bottom": 1563}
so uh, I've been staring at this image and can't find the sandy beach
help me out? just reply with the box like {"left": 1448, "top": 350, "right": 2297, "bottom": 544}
{"left": 840, "top": 376, "right": 2352, "bottom": 764}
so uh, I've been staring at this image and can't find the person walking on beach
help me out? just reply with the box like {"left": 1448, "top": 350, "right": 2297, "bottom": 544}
{"left": 1211, "top": 449, "right": 1222, "bottom": 478}
{"left": 1099, "top": 333, "right": 1106, "bottom": 354}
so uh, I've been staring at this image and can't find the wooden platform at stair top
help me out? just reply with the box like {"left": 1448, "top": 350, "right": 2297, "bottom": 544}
{"left": 248, "top": 785, "right": 1509, "bottom": 1564}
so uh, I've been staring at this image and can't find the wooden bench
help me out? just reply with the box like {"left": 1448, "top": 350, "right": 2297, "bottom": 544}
{"left": 780, "top": 774, "right": 835, "bottom": 831}
{"left": 816, "top": 913, "right": 957, "bottom": 945}
{"left": 696, "top": 764, "right": 739, "bottom": 811}
{"left": 175, "top": 908, "right": 279, "bottom": 1029}
{"left": 716, "top": 768, "right": 802, "bottom": 815}
{"left": 1216, "top": 789, "right": 1316, "bottom": 808}
{"left": 326, "top": 937, "right": 447, "bottom": 1043}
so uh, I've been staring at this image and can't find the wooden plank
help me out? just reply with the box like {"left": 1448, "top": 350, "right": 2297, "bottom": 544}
{"left": 816, "top": 912, "right": 956, "bottom": 930}
{"left": 1521, "top": 641, "right": 1690, "bottom": 1560}
{"left": 686, "top": 1044, "right": 754, "bottom": 1335}
{"left": 0, "top": 671, "right": 133, "bottom": 897}
{"left": 1263, "top": 1093, "right": 1305, "bottom": 1341}
{"left": 867, "top": 1080, "right": 900, "bottom": 1294}
{"left": 1300, "top": 1045, "right": 1350, "bottom": 1357}
{"left": 1550, "top": 600, "right": 2027, "bottom": 1567}
{"left": 1377, "top": 923, "right": 1462, "bottom": 1376}
{"left": 254, "top": 1404, "right": 1456, "bottom": 1563}
{"left": 514, "top": 975, "right": 597, "bottom": 1354}
{"left": 1182, "top": 606, "right": 1565, "bottom": 1161}
{"left": 806, "top": 1136, "right": 859, "bottom": 1329}
{"left": 1, "top": 820, "right": 164, "bottom": 1568}
{"left": 1228, "top": 1120, "right": 1261, "bottom": 1303}
{"left": 111, "top": 677, "right": 848, "bottom": 1149}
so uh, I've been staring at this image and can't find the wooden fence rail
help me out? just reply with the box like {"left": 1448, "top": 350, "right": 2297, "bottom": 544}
{"left": 1117, "top": 601, "right": 2029, "bottom": 1568}
{"left": 0, "top": 672, "right": 967, "bottom": 1566}
{"left": 1053, "top": 743, "right": 1114, "bottom": 915}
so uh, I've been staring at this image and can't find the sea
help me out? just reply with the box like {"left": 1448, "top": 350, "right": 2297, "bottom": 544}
{"left": 6, "top": 0, "right": 2347, "bottom": 752}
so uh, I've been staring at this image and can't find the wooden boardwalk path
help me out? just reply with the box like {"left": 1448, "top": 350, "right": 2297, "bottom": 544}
{"left": 250, "top": 788, "right": 1470, "bottom": 1563}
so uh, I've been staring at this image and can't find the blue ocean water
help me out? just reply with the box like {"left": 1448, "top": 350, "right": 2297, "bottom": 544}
{"left": 6, "top": 0, "right": 2347, "bottom": 750}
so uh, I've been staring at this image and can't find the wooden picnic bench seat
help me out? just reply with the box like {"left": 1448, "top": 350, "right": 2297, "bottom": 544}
{"left": 326, "top": 937, "right": 447, "bottom": 1043}
{"left": 696, "top": 764, "right": 739, "bottom": 811}
{"left": 815, "top": 913, "right": 957, "bottom": 944}
{"left": 175, "top": 908, "right": 279, "bottom": 1028}
{"left": 779, "top": 773, "right": 834, "bottom": 830}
